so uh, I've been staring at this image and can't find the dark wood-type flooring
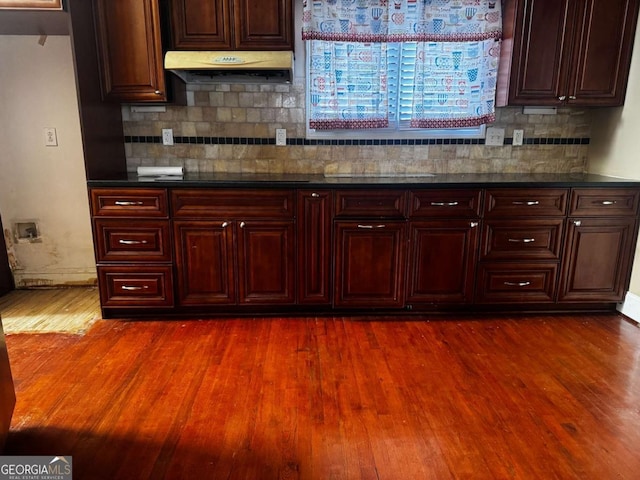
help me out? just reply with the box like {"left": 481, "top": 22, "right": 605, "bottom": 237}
{"left": 4, "top": 314, "right": 640, "bottom": 479}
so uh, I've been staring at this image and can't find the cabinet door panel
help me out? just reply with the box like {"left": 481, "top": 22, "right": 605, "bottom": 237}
{"left": 234, "top": 0, "right": 292, "bottom": 49}
{"left": 174, "top": 221, "right": 236, "bottom": 305}
{"left": 170, "top": 0, "right": 231, "bottom": 49}
{"left": 570, "top": 0, "right": 640, "bottom": 105}
{"left": 94, "top": 0, "right": 166, "bottom": 102}
{"left": 237, "top": 221, "right": 295, "bottom": 304}
{"left": 559, "top": 218, "right": 637, "bottom": 302}
{"left": 407, "top": 220, "right": 479, "bottom": 304}
{"left": 509, "top": 0, "right": 575, "bottom": 104}
{"left": 334, "top": 221, "right": 406, "bottom": 308}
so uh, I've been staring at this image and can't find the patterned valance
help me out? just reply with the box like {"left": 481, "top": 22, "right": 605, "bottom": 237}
{"left": 302, "top": 0, "right": 502, "bottom": 43}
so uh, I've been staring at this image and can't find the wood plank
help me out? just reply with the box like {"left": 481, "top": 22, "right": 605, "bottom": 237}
{"left": 3, "top": 314, "right": 640, "bottom": 478}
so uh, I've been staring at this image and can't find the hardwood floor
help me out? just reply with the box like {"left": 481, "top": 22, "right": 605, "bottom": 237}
{"left": 3, "top": 313, "right": 640, "bottom": 479}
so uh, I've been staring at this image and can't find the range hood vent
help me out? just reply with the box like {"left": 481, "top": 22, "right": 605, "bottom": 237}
{"left": 164, "top": 50, "right": 294, "bottom": 84}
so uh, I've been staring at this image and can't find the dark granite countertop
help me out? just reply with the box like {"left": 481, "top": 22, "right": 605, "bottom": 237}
{"left": 87, "top": 172, "right": 640, "bottom": 189}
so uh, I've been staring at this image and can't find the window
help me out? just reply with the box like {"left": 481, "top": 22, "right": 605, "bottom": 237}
{"left": 306, "top": 40, "right": 485, "bottom": 140}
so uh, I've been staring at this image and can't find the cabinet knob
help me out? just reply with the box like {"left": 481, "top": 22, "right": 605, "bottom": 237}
{"left": 221, "top": 221, "right": 230, "bottom": 228}
{"left": 240, "top": 221, "right": 246, "bottom": 228}
{"left": 470, "top": 221, "right": 479, "bottom": 228}
{"left": 569, "top": 95, "right": 577, "bottom": 100}
{"left": 573, "top": 220, "right": 582, "bottom": 227}
{"left": 154, "top": 90, "right": 162, "bottom": 95}
{"left": 311, "top": 193, "right": 320, "bottom": 198}
{"left": 558, "top": 95, "right": 567, "bottom": 101}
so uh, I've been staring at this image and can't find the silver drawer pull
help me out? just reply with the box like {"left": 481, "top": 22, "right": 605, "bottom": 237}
{"left": 600, "top": 201, "right": 616, "bottom": 205}
{"left": 118, "top": 239, "right": 148, "bottom": 245}
{"left": 504, "top": 281, "right": 531, "bottom": 287}
{"left": 311, "top": 193, "right": 320, "bottom": 198}
{"left": 221, "top": 221, "right": 230, "bottom": 228}
{"left": 357, "top": 224, "right": 386, "bottom": 229}
{"left": 470, "top": 222, "right": 479, "bottom": 228}
{"left": 430, "top": 201, "right": 459, "bottom": 207}
{"left": 121, "top": 285, "right": 149, "bottom": 291}
{"left": 512, "top": 201, "right": 540, "bottom": 206}
{"left": 508, "top": 238, "right": 535, "bottom": 243}
{"left": 114, "top": 201, "right": 144, "bottom": 206}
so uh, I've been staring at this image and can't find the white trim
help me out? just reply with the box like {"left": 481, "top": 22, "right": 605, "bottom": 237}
{"left": 617, "top": 291, "right": 640, "bottom": 324}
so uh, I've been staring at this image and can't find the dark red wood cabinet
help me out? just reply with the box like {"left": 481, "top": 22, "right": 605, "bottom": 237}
{"left": 168, "top": 0, "right": 293, "bottom": 50}
{"left": 501, "top": 0, "right": 640, "bottom": 106}
{"left": 0, "top": 317, "right": 15, "bottom": 451}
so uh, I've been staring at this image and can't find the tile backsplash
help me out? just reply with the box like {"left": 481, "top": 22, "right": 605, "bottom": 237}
{"left": 122, "top": 80, "right": 591, "bottom": 176}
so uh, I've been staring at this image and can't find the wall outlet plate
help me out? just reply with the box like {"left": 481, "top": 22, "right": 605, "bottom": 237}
{"left": 276, "top": 128, "right": 287, "bottom": 146}
{"left": 485, "top": 127, "right": 505, "bottom": 146}
{"left": 513, "top": 129, "right": 524, "bottom": 146}
{"left": 162, "top": 128, "right": 174, "bottom": 146}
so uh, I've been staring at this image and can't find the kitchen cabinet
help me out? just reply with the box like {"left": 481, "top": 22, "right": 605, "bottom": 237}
{"left": 502, "top": 0, "right": 640, "bottom": 106}
{"left": 0, "top": 0, "right": 62, "bottom": 8}
{"left": 172, "top": 190, "right": 296, "bottom": 306}
{"left": 0, "top": 316, "right": 15, "bottom": 452}
{"left": 559, "top": 188, "right": 640, "bottom": 302}
{"left": 169, "top": 0, "right": 293, "bottom": 50}
{"left": 91, "top": 188, "right": 174, "bottom": 308}
{"left": 406, "top": 190, "right": 482, "bottom": 305}
{"left": 0, "top": 216, "right": 13, "bottom": 297}
{"left": 297, "top": 190, "right": 332, "bottom": 305}
{"left": 93, "top": 0, "right": 167, "bottom": 102}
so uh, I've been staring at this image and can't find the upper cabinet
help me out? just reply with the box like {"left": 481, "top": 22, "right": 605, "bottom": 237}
{"left": 499, "top": 0, "right": 640, "bottom": 107}
{"left": 168, "top": 0, "right": 293, "bottom": 50}
{"left": 94, "top": 0, "right": 167, "bottom": 102}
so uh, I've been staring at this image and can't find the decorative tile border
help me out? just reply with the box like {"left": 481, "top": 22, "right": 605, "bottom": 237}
{"left": 124, "top": 136, "right": 590, "bottom": 146}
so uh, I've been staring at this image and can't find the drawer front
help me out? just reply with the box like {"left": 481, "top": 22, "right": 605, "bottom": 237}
{"left": 476, "top": 263, "right": 558, "bottom": 303}
{"left": 94, "top": 219, "right": 171, "bottom": 263}
{"left": 481, "top": 219, "right": 564, "bottom": 261}
{"left": 172, "top": 189, "right": 295, "bottom": 218}
{"left": 335, "top": 190, "right": 407, "bottom": 218}
{"left": 98, "top": 266, "right": 174, "bottom": 307}
{"left": 570, "top": 188, "right": 640, "bottom": 217}
{"left": 484, "top": 188, "right": 568, "bottom": 217}
{"left": 409, "top": 189, "right": 481, "bottom": 218}
{"left": 90, "top": 188, "right": 168, "bottom": 217}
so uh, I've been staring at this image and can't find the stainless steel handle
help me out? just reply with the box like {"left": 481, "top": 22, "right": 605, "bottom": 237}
{"left": 311, "top": 193, "right": 320, "bottom": 198}
{"left": 430, "top": 201, "right": 459, "bottom": 207}
{"left": 512, "top": 201, "right": 540, "bottom": 206}
{"left": 504, "top": 281, "right": 531, "bottom": 287}
{"left": 558, "top": 95, "right": 567, "bottom": 101}
{"left": 240, "top": 221, "right": 246, "bottom": 228}
{"left": 357, "top": 224, "right": 386, "bottom": 229}
{"left": 508, "top": 238, "right": 535, "bottom": 243}
{"left": 118, "top": 239, "right": 148, "bottom": 245}
{"left": 121, "top": 285, "right": 149, "bottom": 291}
{"left": 114, "top": 201, "right": 144, "bottom": 206}
{"left": 574, "top": 220, "right": 582, "bottom": 227}
{"left": 470, "top": 222, "right": 479, "bottom": 228}
{"left": 600, "top": 201, "right": 616, "bottom": 205}
{"left": 221, "top": 221, "right": 230, "bottom": 228}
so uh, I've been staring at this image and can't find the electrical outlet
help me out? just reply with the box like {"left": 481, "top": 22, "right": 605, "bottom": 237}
{"left": 513, "top": 129, "right": 524, "bottom": 146}
{"left": 44, "top": 127, "right": 58, "bottom": 146}
{"left": 485, "top": 127, "right": 505, "bottom": 146}
{"left": 276, "top": 128, "right": 287, "bottom": 146}
{"left": 162, "top": 128, "right": 174, "bottom": 146}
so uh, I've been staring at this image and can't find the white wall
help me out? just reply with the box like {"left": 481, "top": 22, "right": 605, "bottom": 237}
{"left": 589, "top": 29, "right": 640, "bottom": 312}
{"left": 0, "top": 35, "right": 96, "bottom": 288}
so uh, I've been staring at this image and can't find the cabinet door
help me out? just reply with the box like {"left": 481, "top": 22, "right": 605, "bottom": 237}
{"left": 94, "top": 0, "right": 166, "bottom": 102}
{"left": 509, "top": 0, "right": 576, "bottom": 105}
{"left": 237, "top": 220, "right": 295, "bottom": 304}
{"left": 174, "top": 221, "right": 236, "bottom": 305}
{"left": 170, "top": 0, "right": 232, "bottom": 49}
{"left": 334, "top": 221, "right": 406, "bottom": 308}
{"left": 298, "top": 190, "right": 332, "bottom": 305}
{"left": 569, "top": 0, "right": 640, "bottom": 106}
{"left": 407, "top": 220, "right": 479, "bottom": 304}
{"left": 558, "top": 217, "right": 637, "bottom": 302}
{"left": 234, "top": 0, "right": 293, "bottom": 49}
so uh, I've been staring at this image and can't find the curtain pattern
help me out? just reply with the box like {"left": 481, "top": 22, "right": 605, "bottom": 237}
{"left": 303, "top": 0, "right": 502, "bottom": 130}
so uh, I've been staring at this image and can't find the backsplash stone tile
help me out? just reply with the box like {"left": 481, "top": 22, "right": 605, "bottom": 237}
{"left": 122, "top": 80, "right": 591, "bottom": 175}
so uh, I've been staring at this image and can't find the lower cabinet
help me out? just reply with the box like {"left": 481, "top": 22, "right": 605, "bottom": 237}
{"left": 334, "top": 221, "right": 407, "bottom": 308}
{"left": 407, "top": 220, "right": 479, "bottom": 304}
{"left": 174, "top": 220, "right": 295, "bottom": 306}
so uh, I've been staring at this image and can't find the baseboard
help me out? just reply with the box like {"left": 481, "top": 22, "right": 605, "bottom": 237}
{"left": 617, "top": 292, "right": 640, "bottom": 324}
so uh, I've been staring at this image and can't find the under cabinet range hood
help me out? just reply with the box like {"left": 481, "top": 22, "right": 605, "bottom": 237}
{"left": 164, "top": 50, "right": 294, "bottom": 84}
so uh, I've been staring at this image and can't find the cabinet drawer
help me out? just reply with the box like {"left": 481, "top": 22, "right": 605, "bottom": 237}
{"left": 569, "top": 188, "right": 640, "bottom": 217}
{"left": 90, "top": 188, "right": 168, "bottom": 217}
{"left": 409, "top": 189, "right": 481, "bottom": 218}
{"left": 476, "top": 263, "right": 558, "bottom": 304}
{"left": 484, "top": 189, "right": 568, "bottom": 217}
{"left": 481, "top": 219, "right": 564, "bottom": 261}
{"left": 172, "top": 189, "right": 295, "bottom": 218}
{"left": 98, "top": 266, "right": 174, "bottom": 308}
{"left": 94, "top": 220, "right": 171, "bottom": 263}
{"left": 335, "top": 190, "right": 407, "bottom": 218}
